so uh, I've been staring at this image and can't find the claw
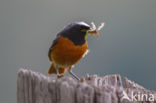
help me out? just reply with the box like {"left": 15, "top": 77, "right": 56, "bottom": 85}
{"left": 57, "top": 74, "right": 64, "bottom": 78}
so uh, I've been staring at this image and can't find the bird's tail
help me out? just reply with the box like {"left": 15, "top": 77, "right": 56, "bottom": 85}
{"left": 48, "top": 63, "right": 66, "bottom": 75}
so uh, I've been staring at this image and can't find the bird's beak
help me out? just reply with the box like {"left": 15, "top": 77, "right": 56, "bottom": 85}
{"left": 81, "top": 27, "right": 91, "bottom": 32}
{"left": 81, "top": 29, "right": 88, "bottom": 32}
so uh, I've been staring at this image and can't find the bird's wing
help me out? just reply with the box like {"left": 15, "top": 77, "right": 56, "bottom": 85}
{"left": 48, "top": 34, "right": 60, "bottom": 61}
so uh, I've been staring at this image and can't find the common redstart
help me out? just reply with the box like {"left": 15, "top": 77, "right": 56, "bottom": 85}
{"left": 48, "top": 21, "right": 104, "bottom": 80}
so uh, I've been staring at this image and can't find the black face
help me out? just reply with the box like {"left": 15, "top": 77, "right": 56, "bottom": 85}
{"left": 59, "top": 22, "right": 91, "bottom": 46}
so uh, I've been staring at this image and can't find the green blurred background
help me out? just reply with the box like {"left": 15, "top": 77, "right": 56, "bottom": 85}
{"left": 0, "top": 0, "right": 156, "bottom": 102}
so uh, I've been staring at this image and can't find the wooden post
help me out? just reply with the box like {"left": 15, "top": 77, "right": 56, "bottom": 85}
{"left": 17, "top": 68, "right": 156, "bottom": 103}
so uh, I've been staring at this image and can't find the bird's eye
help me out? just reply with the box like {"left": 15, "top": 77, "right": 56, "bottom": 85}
{"left": 80, "top": 26, "right": 84, "bottom": 30}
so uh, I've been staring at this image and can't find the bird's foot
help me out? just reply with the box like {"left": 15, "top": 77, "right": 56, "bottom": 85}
{"left": 57, "top": 74, "right": 64, "bottom": 78}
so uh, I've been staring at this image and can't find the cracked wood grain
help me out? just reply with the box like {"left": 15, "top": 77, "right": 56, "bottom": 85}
{"left": 17, "top": 69, "right": 156, "bottom": 103}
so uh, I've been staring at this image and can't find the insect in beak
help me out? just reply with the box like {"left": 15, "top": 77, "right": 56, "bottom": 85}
{"left": 88, "top": 22, "right": 105, "bottom": 37}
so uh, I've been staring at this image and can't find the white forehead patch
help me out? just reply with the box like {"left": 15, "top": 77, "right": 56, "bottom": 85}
{"left": 77, "top": 22, "right": 90, "bottom": 27}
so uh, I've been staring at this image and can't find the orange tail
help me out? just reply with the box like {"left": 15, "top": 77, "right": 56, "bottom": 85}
{"left": 48, "top": 64, "right": 66, "bottom": 75}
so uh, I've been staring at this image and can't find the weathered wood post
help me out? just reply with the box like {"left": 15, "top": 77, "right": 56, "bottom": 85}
{"left": 17, "top": 68, "right": 156, "bottom": 103}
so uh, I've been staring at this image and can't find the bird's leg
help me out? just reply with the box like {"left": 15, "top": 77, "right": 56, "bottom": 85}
{"left": 56, "top": 67, "right": 63, "bottom": 78}
{"left": 68, "top": 67, "right": 80, "bottom": 81}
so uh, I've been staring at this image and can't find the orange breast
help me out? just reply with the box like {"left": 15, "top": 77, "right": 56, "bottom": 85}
{"left": 51, "top": 36, "right": 88, "bottom": 67}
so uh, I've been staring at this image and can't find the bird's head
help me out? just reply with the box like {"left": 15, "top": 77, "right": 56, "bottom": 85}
{"left": 59, "top": 21, "right": 91, "bottom": 45}
{"left": 69, "top": 21, "right": 91, "bottom": 39}
{"left": 59, "top": 21, "right": 104, "bottom": 45}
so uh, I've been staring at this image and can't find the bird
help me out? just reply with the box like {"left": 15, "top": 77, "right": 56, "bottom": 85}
{"left": 48, "top": 21, "right": 91, "bottom": 80}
